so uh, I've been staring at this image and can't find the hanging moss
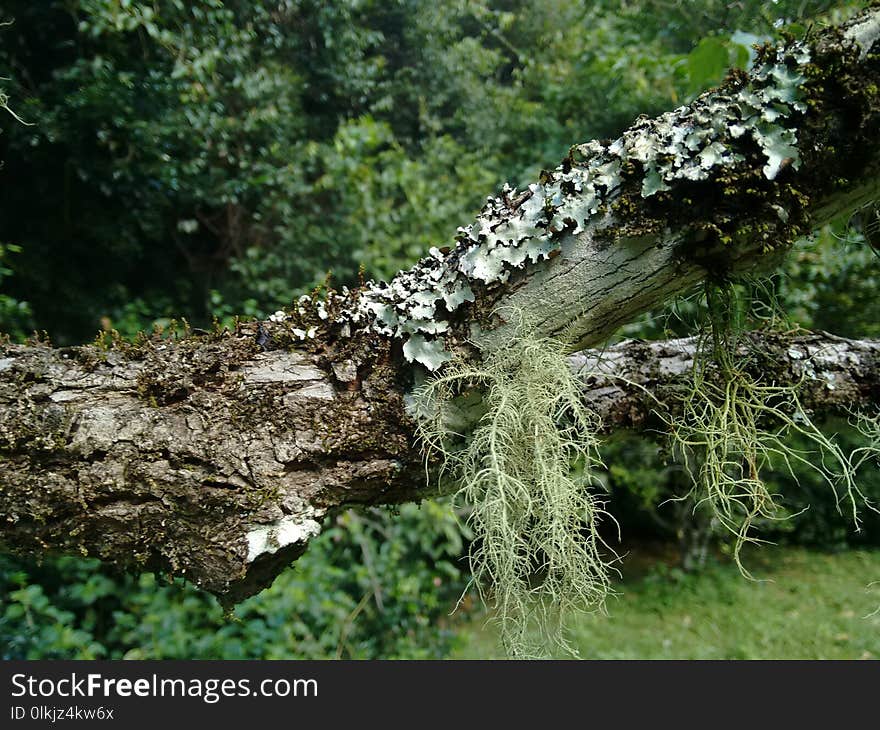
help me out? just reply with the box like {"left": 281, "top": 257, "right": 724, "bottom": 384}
{"left": 413, "top": 316, "right": 615, "bottom": 658}
{"left": 664, "top": 282, "right": 873, "bottom": 576}
{"left": 853, "top": 409, "right": 880, "bottom": 477}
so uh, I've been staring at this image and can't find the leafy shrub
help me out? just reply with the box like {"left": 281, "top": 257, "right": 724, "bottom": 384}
{"left": 0, "top": 501, "right": 470, "bottom": 660}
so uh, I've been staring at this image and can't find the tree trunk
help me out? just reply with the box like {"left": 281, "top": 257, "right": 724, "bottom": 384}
{"left": 2, "top": 7, "right": 880, "bottom": 604}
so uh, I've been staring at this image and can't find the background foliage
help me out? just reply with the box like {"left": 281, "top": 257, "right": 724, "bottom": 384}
{"left": 1, "top": 0, "right": 877, "bottom": 659}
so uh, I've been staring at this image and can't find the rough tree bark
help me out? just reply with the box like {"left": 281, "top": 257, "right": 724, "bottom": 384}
{"left": 575, "top": 331, "right": 880, "bottom": 430}
{"left": 2, "top": 7, "right": 880, "bottom": 604}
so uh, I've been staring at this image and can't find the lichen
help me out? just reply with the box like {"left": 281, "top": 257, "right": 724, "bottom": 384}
{"left": 245, "top": 514, "right": 322, "bottom": 562}
{"left": 664, "top": 283, "right": 869, "bottom": 576}
{"left": 259, "top": 42, "right": 813, "bottom": 372}
{"left": 265, "top": 16, "right": 878, "bottom": 376}
{"left": 639, "top": 44, "right": 810, "bottom": 195}
{"left": 413, "top": 323, "right": 615, "bottom": 657}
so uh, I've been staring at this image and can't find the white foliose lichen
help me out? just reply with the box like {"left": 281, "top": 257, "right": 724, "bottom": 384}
{"left": 282, "top": 43, "right": 811, "bottom": 371}
{"left": 245, "top": 514, "right": 322, "bottom": 563}
{"left": 341, "top": 149, "right": 626, "bottom": 369}
{"left": 632, "top": 42, "right": 810, "bottom": 195}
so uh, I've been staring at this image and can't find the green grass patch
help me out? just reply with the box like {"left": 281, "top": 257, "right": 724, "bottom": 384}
{"left": 451, "top": 546, "right": 880, "bottom": 659}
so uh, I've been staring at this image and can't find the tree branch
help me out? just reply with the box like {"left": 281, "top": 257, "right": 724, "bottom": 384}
{"left": 3, "top": 6, "right": 880, "bottom": 603}
{"left": 2, "top": 329, "right": 877, "bottom": 602}
{"left": 325, "top": 7, "right": 880, "bottom": 368}
{"left": 574, "top": 331, "right": 880, "bottom": 430}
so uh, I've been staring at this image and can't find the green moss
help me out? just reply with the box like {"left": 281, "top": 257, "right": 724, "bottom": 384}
{"left": 414, "top": 317, "right": 615, "bottom": 658}
{"left": 663, "top": 283, "right": 870, "bottom": 576}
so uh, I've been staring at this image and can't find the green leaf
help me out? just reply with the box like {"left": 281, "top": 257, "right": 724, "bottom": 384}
{"left": 686, "top": 37, "right": 731, "bottom": 95}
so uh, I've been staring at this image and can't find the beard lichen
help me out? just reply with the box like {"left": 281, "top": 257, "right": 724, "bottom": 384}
{"left": 664, "top": 282, "right": 867, "bottom": 577}
{"left": 853, "top": 408, "right": 880, "bottom": 483}
{"left": 413, "top": 320, "right": 615, "bottom": 658}
{"left": 412, "top": 280, "right": 878, "bottom": 657}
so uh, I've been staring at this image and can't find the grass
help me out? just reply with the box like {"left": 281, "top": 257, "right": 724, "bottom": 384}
{"left": 451, "top": 545, "right": 880, "bottom": 659}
